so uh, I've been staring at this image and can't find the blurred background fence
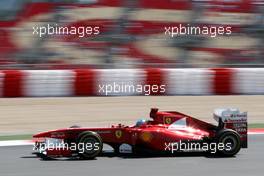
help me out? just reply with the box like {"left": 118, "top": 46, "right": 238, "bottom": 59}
{"left": 0, "top": 0, "right": 263, "bottom": 69}
{"left": 0, "top": 68, "right": 264, "bottom": 97}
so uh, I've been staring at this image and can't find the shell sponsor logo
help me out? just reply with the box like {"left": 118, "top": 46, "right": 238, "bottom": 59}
{"left": 140, "top": 131, "right": 153, "bottom": 142}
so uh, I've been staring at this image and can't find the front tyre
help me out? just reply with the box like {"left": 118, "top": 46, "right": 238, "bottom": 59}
{"left": 217, "top": 129, "right": 241, "bottom": 157}
{"left": 77, "top": 131, "right": 103, "bottom": 159}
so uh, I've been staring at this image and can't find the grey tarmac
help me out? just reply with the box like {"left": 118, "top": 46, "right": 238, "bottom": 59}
{"left": 0, "top": 135, "right": 263, "bottom": 176}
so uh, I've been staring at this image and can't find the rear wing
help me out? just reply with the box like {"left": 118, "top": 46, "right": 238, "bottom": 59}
{"left": 214, "top": 108, "right": 248, "bottom": 148}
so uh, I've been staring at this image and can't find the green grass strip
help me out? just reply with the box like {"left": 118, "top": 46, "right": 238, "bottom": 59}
{"left": 248, "top": 123, "right": 264, "bottom": 129}
{"left": 0, "top": 134, "right": 32, "bottom": 141}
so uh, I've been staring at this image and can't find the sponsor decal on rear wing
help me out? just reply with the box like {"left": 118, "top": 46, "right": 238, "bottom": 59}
{"left": 214, "top": 108, "right": 248, "bottom": 148}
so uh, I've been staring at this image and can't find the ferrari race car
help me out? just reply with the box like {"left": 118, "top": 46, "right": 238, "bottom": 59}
{"left": 33, "top": 108, "right": 247, "bottom": 159}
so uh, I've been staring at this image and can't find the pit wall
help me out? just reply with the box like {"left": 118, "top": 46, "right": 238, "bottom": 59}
{"left": 0, "top": 68, "right": 263, "bottom": 97}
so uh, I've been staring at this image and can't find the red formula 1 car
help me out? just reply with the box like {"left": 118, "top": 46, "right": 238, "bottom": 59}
{"left": 33, "top": 108, "right": 247, "bottom": 159}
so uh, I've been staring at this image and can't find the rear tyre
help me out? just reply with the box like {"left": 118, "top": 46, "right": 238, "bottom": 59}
{"left": 216, "top": 129, "right": 241, "bottom": 157}
{"left": 77, "top": 131, "right": 103, "bottom": 159}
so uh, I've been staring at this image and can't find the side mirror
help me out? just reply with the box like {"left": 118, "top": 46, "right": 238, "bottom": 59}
{"left": 150, "top": 108, "right": 158, "bottom": 119}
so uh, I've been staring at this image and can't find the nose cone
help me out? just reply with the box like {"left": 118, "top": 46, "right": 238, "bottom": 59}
{"left": 33, "top": 129, "right": 67, "bottom": 138}
{"left": 33, "top": 131, "right": 51, "bottom": 138}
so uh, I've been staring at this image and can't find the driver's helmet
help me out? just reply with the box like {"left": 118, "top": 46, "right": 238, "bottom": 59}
{"left": 135, "top": 119, "right": 147, "bottom": 127}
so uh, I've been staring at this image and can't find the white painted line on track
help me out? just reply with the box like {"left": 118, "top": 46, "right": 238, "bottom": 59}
{"left": 248, "top": 132, "right": 264, "bottom": 135}
{"left": 0, "top": 132, "right": 264, "bottom": 147}
{"left": 0, "top": 140, "right": 33, "bottom": 147}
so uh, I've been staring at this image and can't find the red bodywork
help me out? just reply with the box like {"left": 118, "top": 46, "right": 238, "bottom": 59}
{"left": 33, "top": 108, "right": 221, "bottom": 157}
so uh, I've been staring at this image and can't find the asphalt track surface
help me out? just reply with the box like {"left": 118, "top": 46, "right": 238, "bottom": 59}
{"left": 0, "top": 135, "right": 263, "bottom": 176}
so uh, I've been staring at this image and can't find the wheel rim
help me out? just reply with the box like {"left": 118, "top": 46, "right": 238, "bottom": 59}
{"left": 81, "top": 137, "right": 100, "bottom": 155}
{"left": 222, "top": 135, "right": 238, "bottom": 153}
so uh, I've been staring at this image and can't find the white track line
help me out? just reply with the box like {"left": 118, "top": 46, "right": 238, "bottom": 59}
{"left": 248, "top": 132, "right": 264, "bottom": 135}
{"left": 0, "top": 132, "right": 263, "bottom": 147}
{"left": 0, "top": 140, "right": 33, "bottom": 147}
